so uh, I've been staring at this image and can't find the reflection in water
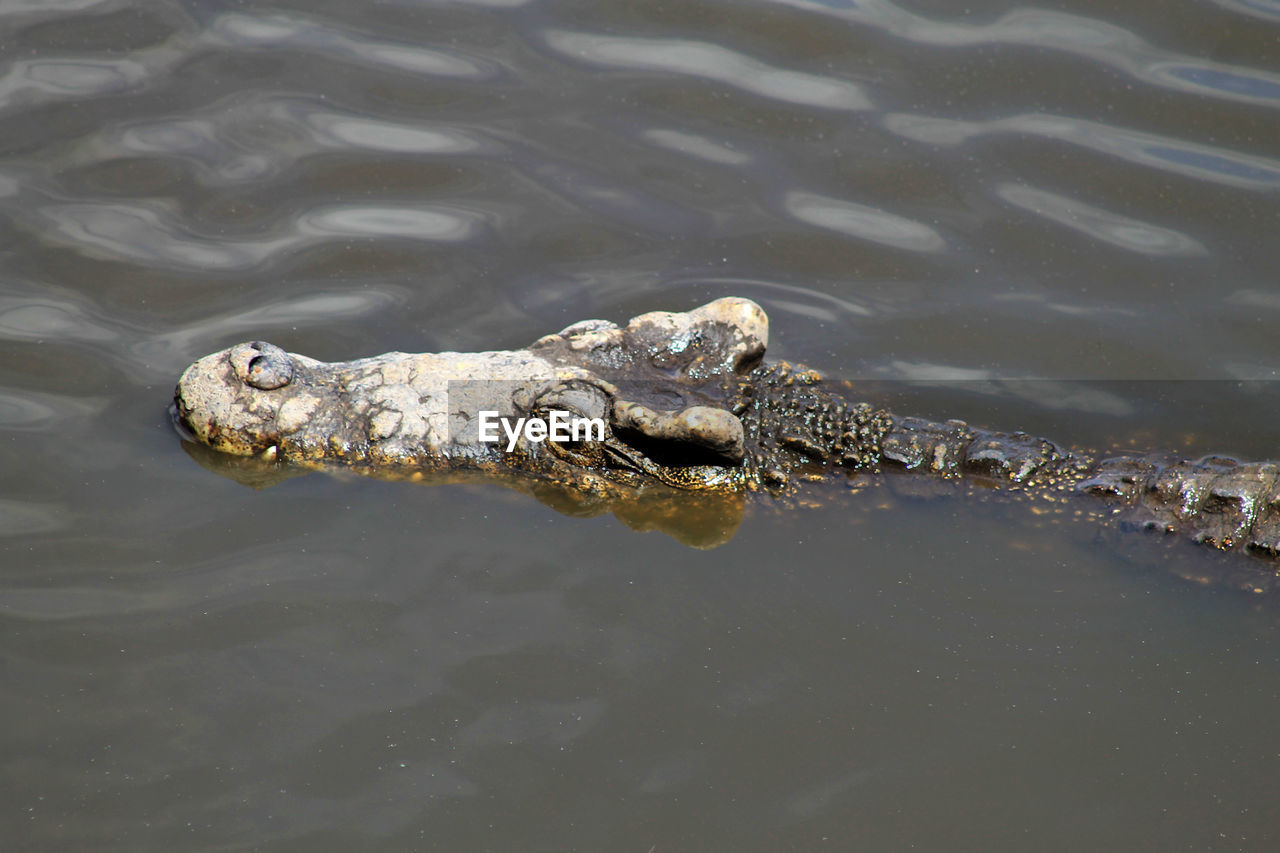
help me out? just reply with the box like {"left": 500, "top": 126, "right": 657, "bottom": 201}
{"left": 1142, "top": 144, "right": 1280, "bottom": 185}
{"left": 41, "top": 201, "right": 483, "bottom": 271}
{"left": 1158, "top": 64, "right": 1280, "bottom": 104}
{"left": 0, "top": 498, "right": 63, "bottom": 536}
{"left": 642, "top": 128, "right": 755, "bottom": 166}
{"left": 784, "top": 191, "right": 946, "bottom": 252}
{"left": 1218, "top": 0, "right": 1280, "bottom": 23}
{"left": 299, "top": 205, "right": 480, "bottom": 241}
{"left": 524, "top": 160, "right": 707, "bottom": 236}
{"left": 0, "top": 389, "right": 104, "bottom": 429}
{"left": 780, "top": 3, "right": 1280, "bottom": 108}
{"left": 541, "top": 30, "right": 873, "bottom": 110}
{"left": 0, "top": 542, "right": 344, "bottom": 620}
{"left": 0, "top": 57, "right": 149, "bottom": 107}
{"left": 42, "top": 202, "right": 288, "bottom": 270}
{"left": 208, "top": 13, "right": 500, "bottom": 80}
{"left": 885, "top": 111, "right": 1280, "bottom": 189}
{"left": 79, "top": 93, "right": 497, "bottom": 185}
{"left": 996, "top": 184, "right": 1205, "bottom": 256}
{"left": 111, "top": 113, "right": 279, "bottom": 183}
{"left": 181, "top": 438, "right": 745, "bottom": 549}
{"left": 306, "top": 113, "right": 488, "bottom": 155}
{"left": 0, "top": 295, "right": 118, "bottom": 343}
{"left": 676, "top": 277, "right": 877, "bottom": 324}
{"left": 139, "top": 287, "right": 408, "bottom": 372}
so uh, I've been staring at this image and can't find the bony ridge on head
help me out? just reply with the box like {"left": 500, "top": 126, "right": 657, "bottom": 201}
{"left": 229, "top": 341, "right": 294, "bottom": 390}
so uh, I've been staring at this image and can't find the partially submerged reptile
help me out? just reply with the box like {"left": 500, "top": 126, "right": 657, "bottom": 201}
{"left": 175, "top": 297, "right": 1280, "bottom": 589}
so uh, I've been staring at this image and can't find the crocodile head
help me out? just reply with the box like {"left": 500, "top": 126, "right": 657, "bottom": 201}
{"left": 174, "top": 298, "right": 768, "bottom": 542}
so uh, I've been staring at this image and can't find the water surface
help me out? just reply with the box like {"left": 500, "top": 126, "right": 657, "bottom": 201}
{"left": 3, "top": 0, "right": 1280, "bottom": 848}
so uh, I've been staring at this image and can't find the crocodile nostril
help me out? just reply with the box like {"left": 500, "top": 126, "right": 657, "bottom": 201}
{"left": 230, "top": 341, "right": 294, "bottom": 390}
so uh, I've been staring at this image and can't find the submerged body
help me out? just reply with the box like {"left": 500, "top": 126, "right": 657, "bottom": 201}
{"left": 175, "top": 298, "right": 1280, "bottom": 586}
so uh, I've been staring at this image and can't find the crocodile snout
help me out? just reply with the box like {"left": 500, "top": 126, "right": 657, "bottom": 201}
{"left": 174, "top": 341, "right": 294, "bottom": 457}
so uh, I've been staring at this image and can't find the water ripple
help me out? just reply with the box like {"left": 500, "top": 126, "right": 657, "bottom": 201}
{"left": 675, "top": 277, "right": 877, "bottom": 322}
{"left": 298, "top": 206, "right": 477, "bottom": 241}
{"left": 78, "top": 95, "right": 494, "bottom": 186}
{"left": 1227, "top": 289, "right": 1280, "bottom": 312}
{"left": 141, "top": 287, "right": 408, "bottom": 367}
{"left": 1155, "top": 63, "right": 1280, "bottom": 105}
{"left": 523, "top": 160, "right": 705, "bottom": 235}
{"left": 4, "top": 0, "right": 115, "bottom": 11}
{"left": 783, "top": 191, "right": 945, "bottom": 252}
{"left": 209, "top": 12, "right": 501, "bottom": 81}
{"left": 641, "top": 128, "right": 754, "bottom": 166}
{"left": 306, "top": 113, "right": 491, "bottom": 155}
{"left": 0, "top": 499, "right": 64, "bottom": 537}
{"left": 89, "top": 112, "right": 268, "bottom": 184}
{"left": 541, "top": 30, "right": 872, "bottom": 111}
{"left": 1211, "top": 0, "right": 1280, "bottom": 23}
{"left": 996, "top": 184, "right": 1206, "bottom": 256}
{"left": 0, "top": 57, "right": 150, "bottom": 109}
{"left": 40, "top": 201, "right": 484, "bottom": 272}
{"left": 884, "top": 112, "right": 1280, "bottom": 190}
{"left": 42, "top": 203, "right": 279, "bottom": 270}
{"left": 782, "top": 2, "right": 1280, "bottom": 109}
{"left": 0, "top": 290, "right": 119, "bottom": 343}
{"left": 0, "top": 544, "right": 353, "bottom": 619}
{"left": 0, "top": 389, "right": 104, "bottom": 430}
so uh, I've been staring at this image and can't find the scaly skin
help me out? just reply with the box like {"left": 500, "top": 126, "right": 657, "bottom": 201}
{"left": 734, "top": 363, "right": 1280, "bottom": 568}
{"left": 174, "top": 298, "right": 1280, "bottom": 581}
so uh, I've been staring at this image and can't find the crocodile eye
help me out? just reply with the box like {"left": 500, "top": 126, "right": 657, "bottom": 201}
{"left": 533, "top": 382, "right": 610, "bottom": 423}
{"left": 230, "top": 341, "right": 294, "bottom": 390}
{"left": 247, "top": 353, "right": 292, "bottom": 390}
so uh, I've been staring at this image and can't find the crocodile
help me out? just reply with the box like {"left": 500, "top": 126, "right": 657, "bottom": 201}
{"left": 174, "top": 297, "right": 1280, "bottom": 588}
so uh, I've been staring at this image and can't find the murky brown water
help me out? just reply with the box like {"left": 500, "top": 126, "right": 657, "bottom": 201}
{"left": 4, "top": 0, "right": 1280, "bottom": 849}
